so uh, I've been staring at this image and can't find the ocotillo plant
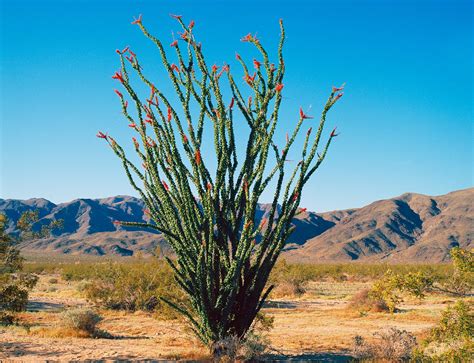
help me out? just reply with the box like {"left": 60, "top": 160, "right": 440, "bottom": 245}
{"left": 98, "top": 14, "right": 344, "bottom": 349}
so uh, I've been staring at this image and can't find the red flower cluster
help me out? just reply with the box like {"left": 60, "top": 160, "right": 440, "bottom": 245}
{"left": 96, "top": 131, "right": 107, "bottom": 139}
{"left": 167, "top": 107, "right": 172, "bottom": 122}
{"left": 171, "top": 64, "right": 180, "bottom": 73}
{"left": 275, "top": 83, "right": 284, "bottom": 92}
{"left": 244, "top": 73, "right": 256, "bottom": 86}
{"left": 131, "top": 14, "right": 142, "bottom": 25}
{"left": 299, "top": 107, "right": 313, "bottom": 120}
{"left": 253, "top": 59, "right": 261, "bottom": 70}
{"left": 112, "top": 71, "right": 124, "bottom": 83}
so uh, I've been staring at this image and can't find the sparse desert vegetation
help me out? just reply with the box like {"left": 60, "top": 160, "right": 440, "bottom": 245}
{"left": 1, "top": 254, "right": 472, "bottom": 361}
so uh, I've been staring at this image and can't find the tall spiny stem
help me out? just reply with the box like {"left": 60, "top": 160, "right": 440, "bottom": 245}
{"left": 99, "top": 14, "right": 344, "bottom": 348}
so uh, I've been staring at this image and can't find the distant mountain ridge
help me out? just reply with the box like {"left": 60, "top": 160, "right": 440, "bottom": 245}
{"left": 0, "top": 188, "right": 472, "bottom": 262}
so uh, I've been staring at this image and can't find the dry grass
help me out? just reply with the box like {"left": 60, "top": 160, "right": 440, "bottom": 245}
{"left": 0, "top": 267, "right": 458, "bottom": 361}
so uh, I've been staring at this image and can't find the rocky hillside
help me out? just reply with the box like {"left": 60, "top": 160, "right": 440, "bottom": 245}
{"left": 0, "top": 188, "right": 472, "bottom": 262}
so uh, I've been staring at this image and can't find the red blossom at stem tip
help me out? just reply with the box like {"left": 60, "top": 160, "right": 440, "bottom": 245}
{"left": 241, "top": 33, "right": 253, "bottom": 42}
{"left": 229, "top": 97, "right": 235, "bottom": 110}
{"left": 300, "top": 207, "right": 307, "bottom": 213}
{"left": 112, "top": 71, "right": 124, "bottom": 83}
{"left": 171, "top": 64, "right": 180, "bottom": 73}
{"left": 244, "top": 73, "right": 256, "bottom": 86}
{"left": 307, "top": 127, "right": 312, "bottom": 136}
{"left": 128, "top": 122, "right": 137, "bottom": 128}
{"left": 207, "top": 182, "right": 212, "bottom": 191}
{"left": 170, "top": 14, "right": 182, "bottom": 19}
{"left": 182, "top": 134, "right": 188, "bottom": 143}
{"left": 167, "top": 107, "right": 172, "bottom": 122}
{"left": 162, "top": 181, "right": 169, "bottom": 191}
{"left": 211, "top": 64, "right": 219, "bottom": 73}
{"left": 335, "top": 92, "right": 344, "bottom": 100}
{"left": 330, "top": 127, "right": 339, "bottom": 137}
{"left": 96, "top": 131, "right": 107, "bottom": 139}
{"left": 275, "top": 83, "right": 284, "bottom": 92}
{"left": 188, "top": 20, "right": 195, "bottom": 29}
{"left": 170, "top": 40, "right": 178, "bottom": 47}
{"left": 124, "top": 100, "right": 128, "bottom": 109}
{"left": 332, "top": 85, "right": 344, "bottom": 92}
{"left": 115, "top": 46, "right": 129, "bottom": 55}
{"left": 299, "top": 107, "right": 313, "bottom": 120}
{"left": 131, "top": 14, "right": 142, "bottom": 25}
{"left": 114, "top": 89, "right": 123, "bottom": 98}
{"left": 253, "top": 59, "right": 261, "bottom": 70}
{"left": 235, "top": 52, "right": 241, "bottom": 60}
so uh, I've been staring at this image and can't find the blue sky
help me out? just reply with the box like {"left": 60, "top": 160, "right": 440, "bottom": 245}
{"left": 0, "top": 0, "right": 472, "bottom": 212}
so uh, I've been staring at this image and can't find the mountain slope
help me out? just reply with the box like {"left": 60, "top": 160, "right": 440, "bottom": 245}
{"left": 0, "top": 188, "right": 472, "bottom": 261}
{"left": 285, "top": 188, "right": 473, "bottom": 262}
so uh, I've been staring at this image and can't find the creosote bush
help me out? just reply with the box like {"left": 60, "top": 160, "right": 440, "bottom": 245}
{"left": 83, "top": 261, "right": 185, "bottom": 319}
{"left": 352, "top": 328, "right": 417, "bottom": 361}
{"left": 348, "top": 288, "right": 389, "bottom": 313}
{"left": 361, "top": 247, "right": 474, "bottom": 313}
{"left": 414, "top": 300, "right": 474, "bottom": 361}
{"left": 61, "top": 308, "right": 103, "bottom": 336}
{"left": 99, "top": 13, "right": 344, "bottom": 350}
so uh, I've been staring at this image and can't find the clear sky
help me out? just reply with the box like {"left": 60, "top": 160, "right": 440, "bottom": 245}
{"left": 0, "top": 0, "right": 472, "bottom": 212}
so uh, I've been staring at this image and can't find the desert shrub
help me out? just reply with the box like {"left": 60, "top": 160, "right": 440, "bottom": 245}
{"left": 270, "top": 260, "right": 314, "bottom": 297}
{"left": 60, "top": 308, "right": 102, "bottom": 336}
{"left": 349, "top": 288, "right": 389, "bottom": 313}
{"left": 352, "top": 328, "right": 417, "bottom": 361}
{"left": 414, "top": 300, "right": 474, "bottom": 361}
{"left": 1, "top": 214, "right": 39, "bottom": 324}
{"left": 429, "top": 300, "right": 473, "bottom": 343}
{"left": 367, "top": 269, "right": 438, "bottom": 313}
{"left": 436, "top": 247, "right": 474, "bottom": 296}
{"left": 239, "top": 332, "right": 270, "bottom": 360}
{"left": 269, "top": 260, "right": 453, "bottom": 285}
{"left": 210, "top": 332, "right": 269, "bottom": 361}
{"left": 83, "top": 261, "right": 185, "bottom": 318}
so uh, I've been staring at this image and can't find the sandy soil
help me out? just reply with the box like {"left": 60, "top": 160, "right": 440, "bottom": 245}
{"left": 0, "top": 276, "right": 451, "bottom": 361}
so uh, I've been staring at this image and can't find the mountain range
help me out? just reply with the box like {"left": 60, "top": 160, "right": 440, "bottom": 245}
{"left": 0, "top": 188, "right": 472, "bottom": 262}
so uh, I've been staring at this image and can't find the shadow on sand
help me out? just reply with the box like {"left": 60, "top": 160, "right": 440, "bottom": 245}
{"left": 27, "top": 300, "right": 64, "bottom": 312}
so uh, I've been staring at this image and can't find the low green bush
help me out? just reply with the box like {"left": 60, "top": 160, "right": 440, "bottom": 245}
{"left": 82, "top": 261, "right": 186, "bottom": 319}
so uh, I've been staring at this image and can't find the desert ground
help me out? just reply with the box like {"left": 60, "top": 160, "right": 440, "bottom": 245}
{"left": 0, "top": 272, "right": 454, "bottom": 362}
